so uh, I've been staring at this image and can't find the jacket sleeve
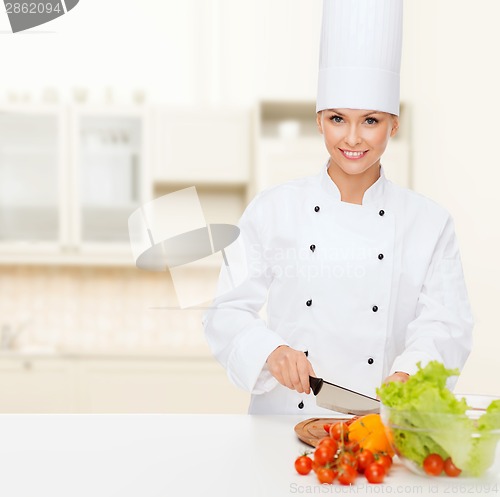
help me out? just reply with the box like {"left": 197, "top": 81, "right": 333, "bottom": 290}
{"left": 202, "top": 195, "right": 288, "bottom": 394}
{"left": 389, "top": 214, "right": 474, "bottom": 388}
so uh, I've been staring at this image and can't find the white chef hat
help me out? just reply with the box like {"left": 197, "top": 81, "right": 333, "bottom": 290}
{"left": 316, "top": 0, "right": 404, "bottom": 116}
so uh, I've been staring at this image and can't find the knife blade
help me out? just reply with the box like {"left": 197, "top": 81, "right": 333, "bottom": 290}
{"left": 309, "top": 376, "right": 380, "bottom": 415}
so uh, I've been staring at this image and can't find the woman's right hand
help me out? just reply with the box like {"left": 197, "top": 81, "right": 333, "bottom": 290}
{"left": 266, "top": 345, "right": 317, "bottom": 394}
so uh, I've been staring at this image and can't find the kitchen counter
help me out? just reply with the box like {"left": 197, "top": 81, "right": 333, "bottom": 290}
{"left": 0, "top": 415, "right": 498, "bottom": 497}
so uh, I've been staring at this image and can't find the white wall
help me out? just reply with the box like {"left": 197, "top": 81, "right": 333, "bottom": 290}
{"left": 0, "top": 0, "right": 323, "bottom": 105}
{"left": 1, "top": 0, "right": 498, "bottom": 395}
{"left": 402, "top": 1, "right": 500, "bottom": 395}
{"left": 0, "top": 0, "right": 200, "bottom": 104}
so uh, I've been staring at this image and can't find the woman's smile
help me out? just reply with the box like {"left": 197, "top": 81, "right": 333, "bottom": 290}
{"left": 339, "top": 149, "right": 369, "bottom": 160}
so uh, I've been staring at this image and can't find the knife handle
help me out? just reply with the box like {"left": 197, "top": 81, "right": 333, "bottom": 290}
{"left": 309, "top": 376, "right": 323, "bottom": 396}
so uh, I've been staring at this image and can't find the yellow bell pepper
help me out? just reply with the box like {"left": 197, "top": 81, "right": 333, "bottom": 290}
{"left": 347, "top": 414, "right": 395, "bottom": 457}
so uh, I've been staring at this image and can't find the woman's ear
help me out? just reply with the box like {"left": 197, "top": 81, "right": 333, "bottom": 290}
{"left": 390, "top": 115, "right": 400, "bottom": 138}
{"left": 316, "top": 111, "right": 324, "bottom": 135}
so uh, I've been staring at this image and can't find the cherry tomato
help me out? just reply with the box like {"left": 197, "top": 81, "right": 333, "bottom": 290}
{"left": 365, "top": 462, "right": 386, "bottom": 484}
{"left": 444, "top": 457, "right": 462, "bottom": 477}
{"left": 345, "top": 440, "right": 360, "bottom": 454}
{"left": 323, "top": 423, "right": 332, "bottom": 434}
{"left": 356, "top": 449, "right": 375, "bottom": 473}
{"left": 314, "top": 444, "right": 335, "bottom": 466}
{"left": 317, "top": 466, "right": 336, "bottom": 485}
{"left": 374, "top": 453, "right": 392, "bottom": 472}
{"left": 337, "top": 463, "right": 357, "bottom": 485}
{"left": 295, "top": 455, "right": 313, "bottom": 475}
{"left": 330, "top": 422, "right": 349, "bottom": 442}
{"left": 318, "top": 437, "right": 339, "bottom": 452}
{"left": 338, "top": 451, "right": 358, "bottom": 471}
{"left": 423, "top": 453, "right": 444, "bottom": 476}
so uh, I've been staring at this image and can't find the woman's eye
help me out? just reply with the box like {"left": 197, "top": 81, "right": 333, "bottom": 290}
{"left": 365, "top": 118, "right": 378, "bottom": 125}
{"left": 330, "top": 115, "right": 343, "bottom": 123}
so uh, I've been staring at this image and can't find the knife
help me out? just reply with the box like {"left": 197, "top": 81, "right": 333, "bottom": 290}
{"left": 309, "top": 376, "right": 380, "bottom": 416}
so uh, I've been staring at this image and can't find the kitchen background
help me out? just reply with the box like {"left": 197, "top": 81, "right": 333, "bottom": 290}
{"left": 0, "top": 0, "right": 498, "bottom": 413}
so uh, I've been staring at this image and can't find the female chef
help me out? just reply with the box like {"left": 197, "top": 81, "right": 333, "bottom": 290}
{"left": 203, "top": 0, "right": 473, "bottom": 414}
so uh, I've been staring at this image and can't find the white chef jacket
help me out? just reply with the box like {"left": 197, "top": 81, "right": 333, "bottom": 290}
{"left": 203, "top": 163, "right": 473, "bottom": 414}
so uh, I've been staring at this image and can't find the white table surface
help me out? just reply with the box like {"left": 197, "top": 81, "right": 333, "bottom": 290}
{"left": 0, "top": 414, "right": 498, "bottom": 497}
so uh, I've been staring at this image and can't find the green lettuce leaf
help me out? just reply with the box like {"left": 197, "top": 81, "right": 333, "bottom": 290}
{"left": 467, "top": 400, "right": 500, "bottom": 476}
{"left": 378, "top": 361, "right": 500, "bottom": 476}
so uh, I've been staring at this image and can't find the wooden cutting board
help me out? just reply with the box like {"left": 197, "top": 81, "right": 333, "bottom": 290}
{"left": 294, "top": 417, "right": 352, "bottom": 447}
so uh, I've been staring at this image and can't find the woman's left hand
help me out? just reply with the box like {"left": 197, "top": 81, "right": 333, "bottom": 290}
{"left": 383, "top": 371, "right": 410, "bottom": 384}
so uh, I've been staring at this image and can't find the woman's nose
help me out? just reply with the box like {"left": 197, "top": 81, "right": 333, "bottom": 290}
{"left": 345, "top": 125, "right": 362, "bottom": 147}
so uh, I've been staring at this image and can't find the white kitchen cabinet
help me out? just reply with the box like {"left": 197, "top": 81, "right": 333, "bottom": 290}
{"left": 0, "top": 356, "right": 249, "bottom": 414}
{"left": 70, "top": 106, "right": 151, "bottom": 255}
{"left": 153, "top": 107, "right": 251, "bottom": 185}
{"left": 253, "top": 101, "right": 326, "bottom": 194}
{"left": 257, "top": 137, "right": 327, "bottom": 191}
{"left": 153, "top": 182, "right": 248, "bottom": 228}
{"left": 152, "top": 106, "right": 252, "bottom": 239}
{"left": 0, "top": 104, "right": 151, "bottom": 266}
{"left": 76, "top": 358, "right": 249, "bottom": 414}
{"left": 0, "top": 358, "right": 76, "bottom": 413}
{"left": 0, "top": 104, "right": 68, "bottom": 251}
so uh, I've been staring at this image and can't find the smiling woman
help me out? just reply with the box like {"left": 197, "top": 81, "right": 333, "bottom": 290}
{"left": 203, "top": 0, "right": 473, "bottom": 415}
{"left": 316, "top": 108, "right": 399, "bottom": 205}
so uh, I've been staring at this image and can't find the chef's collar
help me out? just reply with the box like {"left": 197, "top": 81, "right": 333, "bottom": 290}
{"left": 320, "top": 160, "right": 387, "bottom": 206}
